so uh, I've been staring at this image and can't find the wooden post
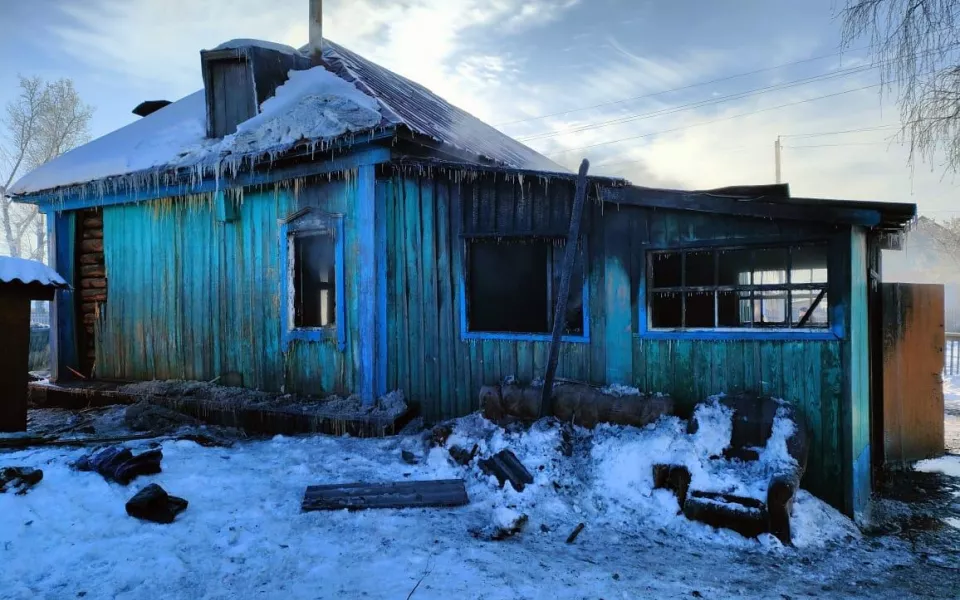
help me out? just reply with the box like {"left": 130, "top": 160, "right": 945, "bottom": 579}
{"left": 540, "top": 159, "right": 590, "bottom": 417}
{"left": 0, "top": 291, "right": 31, "bottom": 432}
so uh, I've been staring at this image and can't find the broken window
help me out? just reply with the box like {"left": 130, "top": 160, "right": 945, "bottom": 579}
{"left": 293, "top": 233, "right": 336, "bottom": 327}
{"left": 466, "top": 238, "right": 585, "bottom": 336}
{"left": 648, "top": 244, "right": 829, "bottom": 330}
{"left": 282, "top": 209, "right": 344, "bottom": 350}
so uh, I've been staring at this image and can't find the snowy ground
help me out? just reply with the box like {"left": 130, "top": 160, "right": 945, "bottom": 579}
{"left": 2, "top": 402, "right": 959, "bottom": 599}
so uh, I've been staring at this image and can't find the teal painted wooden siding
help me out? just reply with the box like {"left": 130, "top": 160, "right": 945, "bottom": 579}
{"left": 847, "top": 226, "right": 872, "bottom": 521}
{"left": 96, "top": 174, "right": 373, "bottom": 396}
{"left": 385, "top": 174, "right": 852, "bottom": 509}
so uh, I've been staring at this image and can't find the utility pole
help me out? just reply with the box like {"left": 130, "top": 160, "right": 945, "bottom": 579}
{"left": 774, "top": 136, "right": 782, "bottom": 184}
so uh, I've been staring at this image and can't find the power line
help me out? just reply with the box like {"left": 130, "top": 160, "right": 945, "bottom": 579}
{"left": 785, "top": 141, "right": 897, "bottom": 148}
{"left": 546, "top": 83, "right": 883, "bottom": 156}
{"left": 494, "top": 43, "right": 877, "bottom": 127}
{"left": 517, "top": 63, "right": 880, "bottom": 143}
{"left": 780, "top": 125, "right": 900, "bottom": 139}
{"left": 517, "top": 44, "right": 952, "bottom": 146}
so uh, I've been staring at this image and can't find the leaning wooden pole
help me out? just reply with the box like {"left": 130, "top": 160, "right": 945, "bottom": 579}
{"left": 540, "top": 159, "right": 590, "bottom": 418}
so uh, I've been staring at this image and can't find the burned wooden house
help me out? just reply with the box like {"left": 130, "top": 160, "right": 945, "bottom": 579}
{"left": 8, "top": 12, "right": 928, "bottom": 522}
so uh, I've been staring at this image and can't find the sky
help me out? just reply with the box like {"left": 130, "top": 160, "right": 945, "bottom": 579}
{"left": 0, "top": 0, "right": 957, "bottom": 217}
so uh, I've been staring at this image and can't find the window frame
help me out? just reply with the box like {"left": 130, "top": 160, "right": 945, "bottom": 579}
{"left": 458, "top": 234, "right": 590, "bottom": 343}
{"left": 639, "top": 241, "right": 841, "bottom": 341}
{"left": 279, "top": 208, "right": 346, "bottom": 352}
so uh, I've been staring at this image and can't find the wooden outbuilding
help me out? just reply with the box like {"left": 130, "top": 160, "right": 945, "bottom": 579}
{"left": 0, "top": 256, "right": 68, "bottom": 432}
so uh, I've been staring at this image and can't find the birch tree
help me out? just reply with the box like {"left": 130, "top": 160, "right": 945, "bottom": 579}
{"left": 841, "top": 0, "right": 960, "bottom": 171}
{"left": 0, "top": 76, "right": 93, "bottom": 261}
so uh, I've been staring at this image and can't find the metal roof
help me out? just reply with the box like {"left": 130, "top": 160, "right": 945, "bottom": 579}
{"left": 322, "top": 41, "right": 567, "bottom": 174}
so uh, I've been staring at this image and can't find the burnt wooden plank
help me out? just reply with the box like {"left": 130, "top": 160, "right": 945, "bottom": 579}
{"left": 301, "top": 479, "right": 468, "bottom": 511}
{"left": 605, "top": 186, "right": 883, "bottom": 227}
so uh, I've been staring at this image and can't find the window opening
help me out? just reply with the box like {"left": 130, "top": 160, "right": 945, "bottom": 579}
{"left": 648, "top": 244, "right": 828, "bottom": 329}
{"left": 466, "top": 238, "right": 584, "bottom": 335}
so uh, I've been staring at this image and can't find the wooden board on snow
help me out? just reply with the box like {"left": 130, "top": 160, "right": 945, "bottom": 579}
{"left": 301, "top": 479, "right": 468, "bottom": 512}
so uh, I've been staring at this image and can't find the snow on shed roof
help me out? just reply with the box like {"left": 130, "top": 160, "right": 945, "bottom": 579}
{"left": 0, "top": 256, "right": 68, "bottom": 288}
{"left": 11, "top": 38, "right": 565, "bottom": 197}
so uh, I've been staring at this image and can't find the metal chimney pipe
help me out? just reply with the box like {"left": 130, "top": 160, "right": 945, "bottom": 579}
{"left": 309, "top": 0, "right": 323, "bottom": 64}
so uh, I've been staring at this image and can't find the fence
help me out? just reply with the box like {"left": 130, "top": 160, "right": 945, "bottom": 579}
{"left": 946, "top": 332, "right": 960, "bottom": 377}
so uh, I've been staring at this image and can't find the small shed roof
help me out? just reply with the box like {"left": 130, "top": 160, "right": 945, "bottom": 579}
{"left": 0, "top": 256, "right": 68, "bottom": 288}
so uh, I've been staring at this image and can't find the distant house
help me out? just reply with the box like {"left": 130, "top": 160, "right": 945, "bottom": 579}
{"left": 9, "top": 22, "right": 920, "bottom": 521}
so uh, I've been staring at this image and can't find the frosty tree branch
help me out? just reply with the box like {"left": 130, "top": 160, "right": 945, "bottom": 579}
{"left": 841, "top": 0, "right": 960, "bottom": 172}
{"left": 0, "top": 75, "right": 93, "bottom": 260}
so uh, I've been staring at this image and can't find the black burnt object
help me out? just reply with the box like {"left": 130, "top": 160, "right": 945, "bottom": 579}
{"left": 125, "top": 483, "right": 188, "bottom": 524}
{"left": 478, "top": 449, "right": 533, "bottom": 492}
{"left": 74, "top": 446, "right": 162, "bottom": 484}
{"left": 0, "top": 466, "right": 43, "bottom": 495}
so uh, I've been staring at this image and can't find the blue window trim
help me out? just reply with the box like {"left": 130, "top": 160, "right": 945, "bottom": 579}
{"left": 279, "top": 211, "right": 346, "bottom": 352}
{"left": 457, "top": 236, "right": 590, "bottom": 344}
{"left": 636, "top": 240, "right": 844, "bottom": 342}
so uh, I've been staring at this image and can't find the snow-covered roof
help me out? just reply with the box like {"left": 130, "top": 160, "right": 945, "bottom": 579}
{"left": 10, "top": 39, "right": 565, "bottom": 197}
{"left": 213, "top": 38, "right": 301, "bottom": 55}
{"left": 0, "top": 256, "right": 68, "bottom": 288}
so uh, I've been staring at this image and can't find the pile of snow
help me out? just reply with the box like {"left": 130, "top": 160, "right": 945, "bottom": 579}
{"left": 0, "top": 256, "right": 67, "bottom": 288}
{"left": 435, "top": 403, "right": 855, "bottom": 549}
{"left": 599, "top": 383, "right": 642, "bottom": 397}
{"left": 178, "top": 66, "right": 382, "bottom": 167}
{"left": 915, "top": 455, "right": 960, "bottom": 478}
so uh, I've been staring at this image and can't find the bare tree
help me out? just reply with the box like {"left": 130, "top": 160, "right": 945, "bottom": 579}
{"left": 0, "top": 76, "right": 93, "bottom": 261}
{"left": 841, "top": 0, "right": 960, "bottom": 171}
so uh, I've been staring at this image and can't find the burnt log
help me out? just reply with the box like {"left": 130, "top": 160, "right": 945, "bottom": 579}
{"left": 80, "top": 264, "right": 106, "bottom": 278}
{"left": 80, "top": 239, "right": 103, "bottom": 253}
{"left": 79, "top": 253, "right": 104, "bottom": 265}
{"left": 80, "top": 290, "right": 107, "bottom": 302}
{"left": 82, "top": 217, "right": 103, "bottom": 229}
{"left": 81, "top": 228, "right": 103, "bottom": 240}
{"left": 80, "top": 278, "right": 107, "bottom": 289}
{"left": 483, "top": 381, "right": 673, "bottom": 429}
{"left": 478, "top": 449, "right": 534, "bottom": 492}
{"left": 683, "top": 491, "right": 769, "bottom": 539}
